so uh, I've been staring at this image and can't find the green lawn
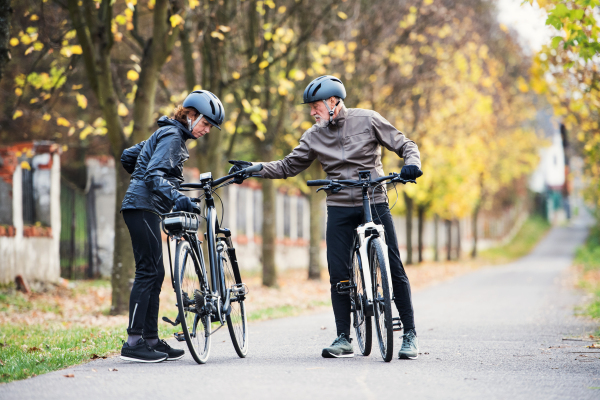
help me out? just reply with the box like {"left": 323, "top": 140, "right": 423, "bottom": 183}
{"left": 574, "top": 226, "right": 600, "bottom": 325}
{"left": 479, "top": 215, "right": 551, "bottom": 264}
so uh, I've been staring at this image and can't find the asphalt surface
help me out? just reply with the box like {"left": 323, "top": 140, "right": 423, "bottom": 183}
{"left": 2, "top": 216, "right": 599, "bottom": 399}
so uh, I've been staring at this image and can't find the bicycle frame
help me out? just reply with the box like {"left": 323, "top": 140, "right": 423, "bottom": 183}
{"left": 353, "top": 171, "right": 394, "bottom": 309}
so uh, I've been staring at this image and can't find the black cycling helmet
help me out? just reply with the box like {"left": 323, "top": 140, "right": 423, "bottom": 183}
{"left": 182, "top": 90, "right": 224, "bottom": 130}
{"left": 302, "top": 75, "right": 346, "bottom": 104}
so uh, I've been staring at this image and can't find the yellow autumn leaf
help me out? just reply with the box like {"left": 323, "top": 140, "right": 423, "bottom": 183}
{"left": 76, "top": 93, "right": 88, "bottom": 109}
{"left": 224, "top": 93, "right": 235, "bottom": 103}
{"left": 127, "top": 70, "right": 139, "bottom": 81}
{"left": 57, "top": 117, "right": 70, "bottom": 127}
{"left": 259, "top": 60, "right": 269, "bottom": 69}
{"left": 232, "top": 71, "right": 240, "bottom": 79}
{"left": 70, "top": 45, "right": 82, "bottom": 54}
{"left": 118, "top": 103, "right": 129, "bottom": 116}
{"left": 219, "top": 25, "right": 231, "bottom": 32}
{"left": 43, "top": 113, "right": 51, "bottom": 121}
{"left": 13, "top": 110, "right": 23, "bottom": 119}
{"left": 170, "top": 14, "right": 184, "bottom": 28}
{"left": 189, "top": 0, "right": 199, "bottom": 9}
{"left": 301, "top": 121, "right": 313, "bottom": 130}
{"left": 20, "top": 161, "right": 31, "bottom": 170}
{"left": 10, "top": 38, "right": 19, "bottom": 46}
{"left": 15, "top": 87, "right": 23, "bottom": 96}
{"left": 337, "top": 11, "right": 348, "bottom": 20}
{"left": 210, "top": 31, "right": 225, "bottom": 40}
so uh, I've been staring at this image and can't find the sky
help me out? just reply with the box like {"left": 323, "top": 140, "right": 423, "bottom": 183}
{"left": 495, "top": 0, "right": 554, "bottom": 53}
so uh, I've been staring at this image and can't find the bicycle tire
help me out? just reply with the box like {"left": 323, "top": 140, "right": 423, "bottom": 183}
{"left": 370, "top": 238, "right": 394, "bottom": 362}
{"left": 351, "top": 246, "right": 372, "bottom": 356}
{"left": 220, "top": 240, "right": 248, "bottom": 358}
{"left": 174, "top": 240, "right": 211, "bottom": 364}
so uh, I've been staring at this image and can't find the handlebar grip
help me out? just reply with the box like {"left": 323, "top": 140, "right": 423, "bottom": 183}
{"left": 244, "top": 163, "right": 263, "bottom": 174}
{"left": 181, "top": 183, "right": 204, "bottom": 189}
{"left": 307, "top": 180, "right": 331, "bottom": 187}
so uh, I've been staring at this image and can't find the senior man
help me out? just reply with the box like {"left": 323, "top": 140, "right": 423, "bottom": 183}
{"left": 230, "top": 75, "right": 422, "bottom": 359}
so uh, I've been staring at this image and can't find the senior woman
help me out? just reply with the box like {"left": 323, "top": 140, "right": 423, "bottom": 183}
{"left": 119, "top": 90, "right": 224, "bottom": 363}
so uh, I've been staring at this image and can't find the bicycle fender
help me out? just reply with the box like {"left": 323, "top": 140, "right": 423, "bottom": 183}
{"left": 373, "top": 225, "right": 394, "bottom": 300}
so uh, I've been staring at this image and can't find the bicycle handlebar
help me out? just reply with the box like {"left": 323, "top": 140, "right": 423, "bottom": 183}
{"left": 181, "top": 163, "right": 263, "bottom": 189}
{"left": 306, "top": 173, "right": 416, "bottom": 188}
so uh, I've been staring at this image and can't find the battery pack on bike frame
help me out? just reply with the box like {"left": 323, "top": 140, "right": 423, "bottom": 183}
{"left": 162, "top": 212, "right": 199, "bottom": 234}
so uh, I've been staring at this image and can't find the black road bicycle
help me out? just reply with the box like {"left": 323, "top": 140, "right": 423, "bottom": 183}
{"left": 161, "top": 163, "right": 263, "bottom": 364}
{"left": 307, "top": 170, "right": 415, "bottom": 362}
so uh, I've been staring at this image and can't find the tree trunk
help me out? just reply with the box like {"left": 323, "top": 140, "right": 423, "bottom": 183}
{"left": 471, "top": 204, "right": 480, "bottom": 258}
{"left": 433, "top": 214, "right": 439, "bottom": 262}
{"left": 403, "top": 192, "right": 413, "bottom": 264}
{"left": 0, "top": 0, "right": 12, "bottom": 84}
{"left": 261, "top": 178, "right": 277, "bottom": 287}
{"left": 417, "top": 204, "right": 425, "bottom": 263}
{"left": 111, "top": 166, "right": 136, "bottom": 314}
{"left": 308, "top": 163, "right": 323, "bottom": 280}
{"left": 455, "top": 219, "right": 461, "bottom": 260}
{"left": 179, "top": 18, "right": 196, "bottom": 91}
{"left": 446, "top": 219, "right": 452, "bottom": 261}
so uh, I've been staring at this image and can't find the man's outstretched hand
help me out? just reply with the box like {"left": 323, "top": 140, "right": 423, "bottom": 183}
{"left": 400, "top": 165, "right": 423, "bottom": 180}
{"left": 228, "top": 160, "right": 253, "bottom": 175}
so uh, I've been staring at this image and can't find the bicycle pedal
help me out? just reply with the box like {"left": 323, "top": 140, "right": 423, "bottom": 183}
{"left": 173, "top": 332, "right": 186, "bottom": 342}
{"left": 335, "top": 280, "right": 356, "bottom": 295}
{"left": 392, "top": 317, "right": 403, "bottom": 332}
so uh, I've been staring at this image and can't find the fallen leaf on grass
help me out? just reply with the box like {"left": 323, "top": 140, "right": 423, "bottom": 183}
{"left": 64, "top": 374, "right": 74, "bottom": 378}
{"left": 27, "top": 347, "right": 41, "bottom": 353}
{"left": 108, "top": 368, "right": 118, "bottom": 372}
{"left": 90, "top": 354, "right": 107, "bottom": 360}
{"left": 0, "top": 359, "right": 4, "bottom": 366}
{"left": 587, "top": 343, "right": 600, "bottom": 349}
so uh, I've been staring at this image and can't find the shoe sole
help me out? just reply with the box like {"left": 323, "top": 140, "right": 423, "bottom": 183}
{"left": 120, "top": 355, "right": 168, "bottom": 363}
{"left": 322, "top": 350, "right": 354, "bottom": 358}
{"left": 398, "top": 353, "right": 418, "bottom": 360}
{"left": 166, "top": 354, "right": 185, "bottom": 361}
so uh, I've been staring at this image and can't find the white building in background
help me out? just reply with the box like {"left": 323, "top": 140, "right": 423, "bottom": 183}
{"left": 529, "top": 109, "right": 569, "bottom": 224}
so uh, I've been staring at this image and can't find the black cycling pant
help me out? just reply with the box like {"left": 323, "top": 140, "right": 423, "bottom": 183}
{"left": 327, "top": 204, "right": 415, "bottom": 338}
{"left": 123, "top": 209, "right": 165, "bottom": 339}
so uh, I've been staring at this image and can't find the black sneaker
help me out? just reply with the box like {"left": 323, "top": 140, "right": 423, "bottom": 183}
{"left": 322, "top": 333, "right": 354, "bottom": 358}
{"left": 120, "top": 338, "right": 168, "bottom": 363}
{"left": 150, "top": 339, "right": 185, "bottom": 361}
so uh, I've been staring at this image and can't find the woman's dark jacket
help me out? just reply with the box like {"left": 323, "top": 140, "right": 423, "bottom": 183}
{"left": 120, "top": 116, "right": 194, "bottom": 215}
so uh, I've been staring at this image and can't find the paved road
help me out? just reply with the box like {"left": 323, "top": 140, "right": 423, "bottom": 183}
{"left": 2, "top": 216, "right": 599, "bottom": 399}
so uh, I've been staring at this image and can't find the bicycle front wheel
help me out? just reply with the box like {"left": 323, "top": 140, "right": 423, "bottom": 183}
{"left": 352, "top": 246, "right": 372, "bottom": 356}
{"left": 220, "top": 240, "right": 248, "bottom": 358}
{"left": 370, "top": 238, "right": 394, "bottom": 362}
{"left": 174, "top": 240, "right": 211, "bottom": 364}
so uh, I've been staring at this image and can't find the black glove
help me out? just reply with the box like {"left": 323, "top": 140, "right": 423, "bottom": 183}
{"left": 228, "top": 160, "right": 253, "bottom": 175}
{"left": 174, "top": 196, "right": 194, "bottom": 213}
{"left": 400, "top": 165, "right": 423, "bottom": 180}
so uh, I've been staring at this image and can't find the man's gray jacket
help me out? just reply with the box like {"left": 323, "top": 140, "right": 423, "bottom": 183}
{"left": 260, "top": 106, "right": 421, "bottom": 207}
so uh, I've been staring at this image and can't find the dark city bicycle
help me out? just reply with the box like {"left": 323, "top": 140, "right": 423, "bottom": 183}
{"left": 161, "top": 163, "right": 263, "bottom": 364}
{"left": 307, "top": 171, "right": 415, "bottom": 362}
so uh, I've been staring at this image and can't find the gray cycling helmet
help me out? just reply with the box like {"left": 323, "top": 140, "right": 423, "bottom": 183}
{"left": 182, "top": 90, "right": 224, "bottom": 130}
{"left": 302, "top": 75, "right": 346, "bottom": 124}
{"left": 302, "top": 75, "right": 346, "bottom": 104}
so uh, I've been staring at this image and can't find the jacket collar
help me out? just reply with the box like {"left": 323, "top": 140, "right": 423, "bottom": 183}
{"left": 157, "top": 116, "right": 195, "bottom": 141}
{"left": 330, "top": 105, "right": 347, "bottom": 128}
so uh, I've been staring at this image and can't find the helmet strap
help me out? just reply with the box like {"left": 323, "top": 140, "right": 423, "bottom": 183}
{"left": 187, "top": 113, "right": 204, "bottom": 132}
{"left": 322, "top": 99, "right": 341, "bottom": 124}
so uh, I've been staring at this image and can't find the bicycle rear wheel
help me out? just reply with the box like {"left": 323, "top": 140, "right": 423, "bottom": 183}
{"left": 174, "top": 240, "right": 211, "bottom": 364}
{"left": 370, "top": 238, "right": 394, "bottom": 362}
{"left": 351, "top": 246, "right": 372, "bottom": 356}
{"left": 220, "top": 240, "right": 248, "bottom": 358}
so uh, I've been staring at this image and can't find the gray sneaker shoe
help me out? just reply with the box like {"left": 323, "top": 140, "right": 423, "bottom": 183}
{"left": 322, "top": 333, "right": 354, "bottom": 358}
{"left": 398, "top": 329, "right": 419, "bottom": 359}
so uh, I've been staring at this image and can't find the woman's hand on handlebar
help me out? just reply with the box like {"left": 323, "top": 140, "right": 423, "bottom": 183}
{"left": 174, "top": 196, "right": 194, "bottom": 212}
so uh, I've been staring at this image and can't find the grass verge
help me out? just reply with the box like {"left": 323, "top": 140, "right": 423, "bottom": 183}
{"left": 478, "top": 215, "right": 551, "bottom": 264}
{"left": 574, "top": 226, "right": 600, "bottom": 333}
